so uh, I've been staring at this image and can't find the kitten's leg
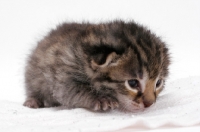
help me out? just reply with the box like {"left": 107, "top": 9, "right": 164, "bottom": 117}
{"left": 54, "top": 83, "right": 119, "bottom": 111}
{"left": 23, "top": 98, "right": 44, "bottom": 108}
{"left": 71, "top": 95, "right": 119, "bottom": 111}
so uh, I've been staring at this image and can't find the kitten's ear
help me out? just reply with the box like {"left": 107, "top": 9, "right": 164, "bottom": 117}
{"left": 84, "top": 44, "right": 125, "bottom": 70}
{"left": 91, "top": 52, "right": 119, "bottom": 70}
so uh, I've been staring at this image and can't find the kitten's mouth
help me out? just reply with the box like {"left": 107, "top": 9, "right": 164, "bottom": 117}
{"left": 131, "top": 100, "right": 155, "bottom": 111}
{"left": 122, "top": 100, "right": 155, "bottom": 112}
{"left": 118, "top": 95, "right": 155, "bottom": 112}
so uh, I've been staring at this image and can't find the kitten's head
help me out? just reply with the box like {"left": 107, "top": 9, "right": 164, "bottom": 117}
{"left": 83, "top": 21, "right": 170, "bottom": 112}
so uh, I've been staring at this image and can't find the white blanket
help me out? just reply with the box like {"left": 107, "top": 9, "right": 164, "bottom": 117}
{"left": 0, "top": 76, "right": 200, "bottom": 132}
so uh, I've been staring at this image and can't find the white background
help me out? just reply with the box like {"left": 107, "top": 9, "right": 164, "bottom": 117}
{"left": 0, "top": 0, "right": 200, "bottom": 107}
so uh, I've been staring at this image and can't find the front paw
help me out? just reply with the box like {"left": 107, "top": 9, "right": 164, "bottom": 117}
{"left": 92, "top": 97, "right": 119, "bottom": 111}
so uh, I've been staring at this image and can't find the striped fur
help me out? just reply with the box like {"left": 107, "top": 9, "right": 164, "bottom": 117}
{"left": 24, "top": 20, "right": 170, "bottom": 112}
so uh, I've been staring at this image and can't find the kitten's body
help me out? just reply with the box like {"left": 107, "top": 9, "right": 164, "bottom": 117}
{"left": 24, "top": 20, "right": 170, "bottom": 111}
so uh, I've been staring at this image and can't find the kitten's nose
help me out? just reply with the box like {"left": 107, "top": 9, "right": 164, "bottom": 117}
{"left": 143, "top": 101, "right": 153, "bottom": 108}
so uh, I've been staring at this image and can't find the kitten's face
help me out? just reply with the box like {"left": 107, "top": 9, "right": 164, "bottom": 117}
{"left": 91, "top": 48, "right": 168, "bottom": 112}
{"left": 109, "top": 60, "right": 164, "bottom": 111}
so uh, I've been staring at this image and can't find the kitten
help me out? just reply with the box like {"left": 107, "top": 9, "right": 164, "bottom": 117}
{"left": 23, "top": 20, "right": 170, "bottom": 112}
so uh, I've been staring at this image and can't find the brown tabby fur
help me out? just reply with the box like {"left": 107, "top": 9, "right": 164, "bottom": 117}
{"left": 24, "top": 20, "right": 170, "bottom": 112}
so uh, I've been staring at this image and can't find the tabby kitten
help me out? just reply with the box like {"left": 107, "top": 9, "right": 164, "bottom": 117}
{"left": 23, "top": 20, "right": 170, "bottom": 112}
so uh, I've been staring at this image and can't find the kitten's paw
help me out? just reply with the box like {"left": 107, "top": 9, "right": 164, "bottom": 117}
{"left": 23, "top": 98, "right": 43, "bottom": 108}
{"left": 93, "top": 97, "right": 119, "bottom": 111}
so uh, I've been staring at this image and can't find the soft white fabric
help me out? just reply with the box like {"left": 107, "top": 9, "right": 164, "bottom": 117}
{"left": 0, "top": 76, "right": 200, "bottom": 132}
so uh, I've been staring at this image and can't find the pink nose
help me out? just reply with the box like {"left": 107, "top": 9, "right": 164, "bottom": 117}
{"left": 143, "top": 101, "right": 153, "bottom": 108}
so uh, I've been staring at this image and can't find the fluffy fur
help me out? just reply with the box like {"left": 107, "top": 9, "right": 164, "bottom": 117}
{"left": 23, "top": 20, "right": 170, "bottom": 112}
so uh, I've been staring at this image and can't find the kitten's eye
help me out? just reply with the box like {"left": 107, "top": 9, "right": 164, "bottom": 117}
{"left": 156, "top": 79, "right": 162, "bottom": 88}
{"left": 128, "top": 79, "right": 139, "bottom": 88}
